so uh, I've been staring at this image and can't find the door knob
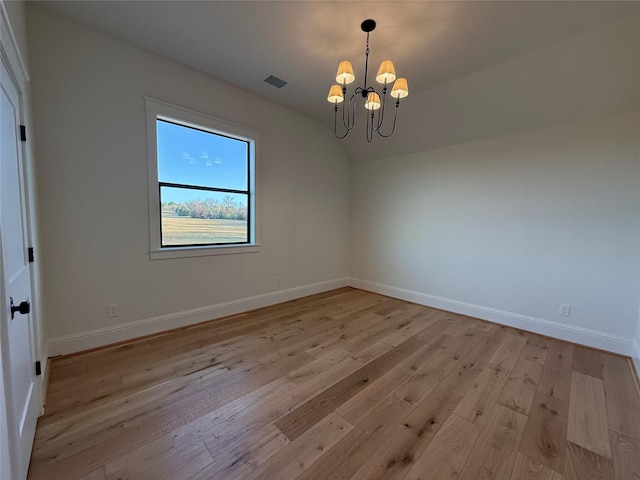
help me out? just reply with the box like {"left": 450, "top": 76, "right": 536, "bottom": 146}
{"left": 10, "top": 297, "right": 30, "bottom": 319}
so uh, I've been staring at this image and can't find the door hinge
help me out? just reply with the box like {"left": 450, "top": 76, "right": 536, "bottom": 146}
{"left": 28, "top": 247, "right": 34, "bottom": 263}
{"left": 35, "top": 361, "right": 42, "bottom": 376}
{"left": 20, "top": 125, "right": 26, "bottom": 142}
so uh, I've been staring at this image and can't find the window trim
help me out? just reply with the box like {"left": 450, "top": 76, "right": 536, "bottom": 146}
{"left": 144, "top": 97, "right": 260, "bottom": 260}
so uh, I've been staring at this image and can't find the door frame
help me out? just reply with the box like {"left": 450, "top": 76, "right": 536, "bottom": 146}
{"left": 1, "top": 2, "right": 44, "bottom": 477}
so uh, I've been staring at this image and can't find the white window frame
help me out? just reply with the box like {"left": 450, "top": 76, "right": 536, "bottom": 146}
{"left": 145, "top": 97, "right": 260, "bottom": 260}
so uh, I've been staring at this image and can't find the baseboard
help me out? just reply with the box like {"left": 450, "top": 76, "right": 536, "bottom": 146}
{"left": 632, "top": 340, "right": 640, "bottom": 383}
{"left": 48, "top": 277, "right": 349, "bottom": 357}
{"left": 350, "top": 278, "right": 634, "bottom": 356}
{"left": 47, "top": 276, "right": 635, "bottom": 360}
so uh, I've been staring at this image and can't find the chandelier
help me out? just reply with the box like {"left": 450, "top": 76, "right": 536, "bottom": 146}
{"left": 327, "top": 19, "right": 409, "bottom": 143}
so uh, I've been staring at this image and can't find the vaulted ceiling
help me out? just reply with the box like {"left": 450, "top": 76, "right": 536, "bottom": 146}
{"left": 35, "top": 1, "right": 638, "bottom": 161}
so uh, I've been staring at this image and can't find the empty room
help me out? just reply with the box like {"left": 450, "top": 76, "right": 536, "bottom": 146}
{"left": 1, "top": 1, "right": 639, "bottom": 479}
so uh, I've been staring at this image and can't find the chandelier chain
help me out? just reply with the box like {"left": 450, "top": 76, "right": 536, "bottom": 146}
{"left": 363, "top": 32, "right": 370, "bottom": 93}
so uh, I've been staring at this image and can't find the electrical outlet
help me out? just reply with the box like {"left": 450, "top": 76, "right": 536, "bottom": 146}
{"left": 559, "top": 304, "right": 571, "bottom": 317}
{"left": 108, "top": 304, "right": 119, "bottom": 318}
{"left": 276, "top": 276, "right": 282, "bottom": 286}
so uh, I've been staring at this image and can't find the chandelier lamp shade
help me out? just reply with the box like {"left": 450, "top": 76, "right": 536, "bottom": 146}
{"left": 327, "top": 19, "right": 409, "bottom": 142}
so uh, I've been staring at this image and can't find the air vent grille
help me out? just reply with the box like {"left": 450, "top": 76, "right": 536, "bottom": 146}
{"left": 264, "top": 75, "right": 287, "bottom": 89}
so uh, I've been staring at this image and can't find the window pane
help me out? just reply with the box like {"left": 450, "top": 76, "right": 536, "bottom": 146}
{"left": 157, "top": 120, "right": 248, "bottom": 191}
{"left": 160, "top": 186, "right": 248, "bottom": 246}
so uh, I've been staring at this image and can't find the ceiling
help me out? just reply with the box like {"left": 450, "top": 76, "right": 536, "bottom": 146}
{"left": 34, "top": 1, "right": 636, "bottom": 160}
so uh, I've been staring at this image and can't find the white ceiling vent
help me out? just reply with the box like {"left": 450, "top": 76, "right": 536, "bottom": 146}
{"left": 264, "top": 74, "right": 287, "bottom": 89}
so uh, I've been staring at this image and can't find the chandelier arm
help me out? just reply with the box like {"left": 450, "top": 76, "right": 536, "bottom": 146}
{"left": 343, "top": 91, "right": 358, "bottom": 131}
{"left": 376, "top": 99, "right": 400, "bottom": 138}
{"left": 340, "top": 86, "right": 349, "bottom": 131}
{"left": 340, "top": 92, "right": 350, "bottom": 131}
{"left": 366, "top": 110, "right": 375, "bottom": 143}
{"left": 374, "top": 86, "right": 388, "bottom": 132}
{"left": 334, "top": 104, "right": 350, "bottom": 139}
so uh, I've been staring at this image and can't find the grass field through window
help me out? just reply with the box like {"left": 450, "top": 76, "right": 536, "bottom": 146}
{"left": 161, "top": 210, "right": 247, "bottom": 246}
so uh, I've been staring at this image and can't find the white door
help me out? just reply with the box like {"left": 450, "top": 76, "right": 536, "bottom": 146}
{"left": 1, "top": 57, "right": 39, "bottom": 480}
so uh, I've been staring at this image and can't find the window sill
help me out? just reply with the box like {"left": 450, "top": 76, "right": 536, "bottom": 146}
{"left": 149, "top": 244, "right": 260, "bottom": 260}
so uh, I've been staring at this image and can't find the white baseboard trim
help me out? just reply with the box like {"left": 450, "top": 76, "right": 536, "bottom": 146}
{"left": 48, "top": 277, "right": 349, "bottom": 357}
{"left": 350, "top": 278, "right": 634, "bottom": 356}
{"left": 632, "top": 340, "right": 640, "bottom": 380}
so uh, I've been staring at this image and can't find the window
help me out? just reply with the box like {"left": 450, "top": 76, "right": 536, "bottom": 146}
{"left": 157, "top": 120, "right": 251, "bottom": 247}
{"left": 145, "top": 98, "right": 259, "bottom": 259}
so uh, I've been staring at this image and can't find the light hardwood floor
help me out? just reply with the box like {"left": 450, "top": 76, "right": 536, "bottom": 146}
{"left": 28, "top": 288, "right": 640, "bottom": 480}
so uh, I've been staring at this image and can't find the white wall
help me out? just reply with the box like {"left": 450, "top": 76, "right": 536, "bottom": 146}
{"left": 350, "top": 11, "right": 640, "bottom": 355}
{"left": 26, "top": 6, "right": 351, "bottom": 355}
{"left": 3, "top": 0, "right": 28, "bottom": 64}
{"left": 351, "top": 110, "right": 640, "bottom": 353}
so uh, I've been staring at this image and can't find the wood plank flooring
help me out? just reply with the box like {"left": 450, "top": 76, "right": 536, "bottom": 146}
{"left": 28, "top": 288, "right": 640, "bottom": 480}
